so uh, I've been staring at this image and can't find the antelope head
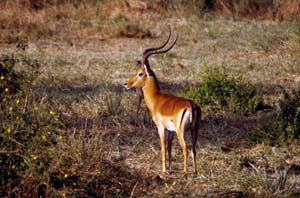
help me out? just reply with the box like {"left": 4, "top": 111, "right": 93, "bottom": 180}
{"left": 124, "top": 27, "right": 178, "bottom": 100}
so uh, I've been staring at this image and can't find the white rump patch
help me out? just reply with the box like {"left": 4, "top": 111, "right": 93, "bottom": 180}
{"left": 166, "top": 120, "right": 175, "bottom": 132}
{"left": 182, "top": 109, "right": 191, "bottom": 131}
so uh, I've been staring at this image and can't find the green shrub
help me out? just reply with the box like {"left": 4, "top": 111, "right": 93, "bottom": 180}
{"left": 0, "top": 54, "right": 64, "bottom": 196}
{"left": 105, "top": 90, "right": 122, "bottom": 116}
{"left": 280, "top": 90, "right": 300, "bottom": 139}
{"left": 0, "top": 53, "right": 138, "bottom": 197}
{"left": 182, "top": 65, "right": 266, "bottom": 113}
{"left": 250, "top": 90, "right": 300, "bottom": 145}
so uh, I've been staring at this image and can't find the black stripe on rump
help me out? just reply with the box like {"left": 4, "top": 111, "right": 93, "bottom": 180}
{"left": 179, "top": 108, "right": 188, "bottom": 129}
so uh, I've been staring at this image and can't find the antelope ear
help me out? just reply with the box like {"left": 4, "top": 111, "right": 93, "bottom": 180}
{"left": 136, "top": 60, "right": 142, "bottom": 67}
{"left": 143, "top": 64, "right": 150, "bottom": 76}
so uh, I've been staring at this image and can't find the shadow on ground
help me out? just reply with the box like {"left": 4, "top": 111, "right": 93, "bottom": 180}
{"left": 38, "top": 78, "right": 289, "bottom": 145}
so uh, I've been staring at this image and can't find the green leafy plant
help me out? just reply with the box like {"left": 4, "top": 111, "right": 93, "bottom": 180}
{"left": 250, "top": 90, "right": 300, "bottom": 145}
{"left": 182, "top": 65, "right": 266, "bottom": 113}
{"left": 280, "top": 90, "right": 300, "bottom": 140}
{"left": 105, "top": 90, "right": 122, "bottom": 116}
{"left": 0, "top": 54, "right": 64, "bottom": 196}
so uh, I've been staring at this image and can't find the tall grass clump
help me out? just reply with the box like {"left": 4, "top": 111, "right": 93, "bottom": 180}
{"left": 250, "top": 90, "right": 300, "bottom": 145}
{"left": 182, "top": 65, "right": 266, "bottom": 114}
{"left": 0, "top": 53, "right": 140, "bottom": 197}
{"left": 105, "top": 90, "right": 122, "bottom": 116}
{"left": 0, "top": 54, "right": 64, "bottom": 196}
{"left": 204, "top": 0, "right": 300, "bottom": 20}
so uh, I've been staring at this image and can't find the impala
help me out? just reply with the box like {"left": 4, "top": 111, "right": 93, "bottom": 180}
{"left": 124, "top": 29, "right": 201, "bottom": 175}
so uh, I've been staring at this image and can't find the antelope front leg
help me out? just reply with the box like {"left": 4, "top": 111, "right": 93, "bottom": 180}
{"left": 157, "top": 125, "right": 166, "bottom": 172}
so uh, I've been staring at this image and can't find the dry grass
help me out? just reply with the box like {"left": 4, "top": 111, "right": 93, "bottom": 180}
{"left": 1, "top": 1, "right": 300, "bottom": 197}
{"left": 208, "top": 0, "right": 300, "bottom": 20}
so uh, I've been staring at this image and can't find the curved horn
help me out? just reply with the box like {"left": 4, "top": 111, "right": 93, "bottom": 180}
{"left": 140, "top": 27, "right": 172, "bottom": 63}
{"left": 143, "top": 33, "right": 178, "bottom": 60}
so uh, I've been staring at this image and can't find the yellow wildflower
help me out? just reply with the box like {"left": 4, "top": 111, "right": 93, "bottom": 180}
{"left": 42, "top": 135, "right": 47, "bottom": 141}
{"left": 0, "top": 76, "right": 4, "bottom": 80}
{"left": 4, "top": 88, "right": 9, "bottom": 93}
{"left": 58, "top": 135, "right": 63, "bottom": 140}
{"left": 2, "top": 98, "right": 6, "bottom": 102}
{"left": 16, "top": 99, "right": 20, "bottom": 104}
{"left": 32, "top": 155, "right": 38, "bottom": 160}
{"left": 6, "top": 128, "right": 11, "bottom": 134}
{"left": 64, "top": 173, "right": 68, "bottom": 178}
{"left": 9, "top": 106, "right": 13, "bottom": 111}
{"left": 49, "top": 110, "right": 54, "bottom": 115}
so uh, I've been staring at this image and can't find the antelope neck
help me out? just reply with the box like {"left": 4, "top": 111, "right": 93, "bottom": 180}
{"left": 142, "top": 76, "right": 160, "bottom": 113}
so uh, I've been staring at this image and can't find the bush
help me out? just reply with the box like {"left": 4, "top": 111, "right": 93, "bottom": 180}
{"left": 280, "top": 90, "right": 300, "bottom": 139}
{"left": 250, "top": 90, "right": 300, "bottom": 145}
{"left": 0, "top": 54, "right": 64, "bottom": 196}
{"left": 182, "top": 65, "right": 266, "bottom": 114}
{"left": 205, "top": 0, "right": 300, "bottom": 20}
{"left": 0, "top": 53, "right": 139, "bottom": 197}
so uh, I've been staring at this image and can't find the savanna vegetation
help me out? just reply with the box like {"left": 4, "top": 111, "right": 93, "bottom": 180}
{"left": 1, "top": 0, "right": 300, "bottom": 197}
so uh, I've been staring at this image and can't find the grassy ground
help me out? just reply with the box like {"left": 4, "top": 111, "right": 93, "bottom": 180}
{"left": 1, "top": 1, "right": 300, "bottom": 197}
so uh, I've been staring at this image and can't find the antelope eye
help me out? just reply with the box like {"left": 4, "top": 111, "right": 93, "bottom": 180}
{"left": 138, "top": 72, "right": 144, "bottom": 77}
